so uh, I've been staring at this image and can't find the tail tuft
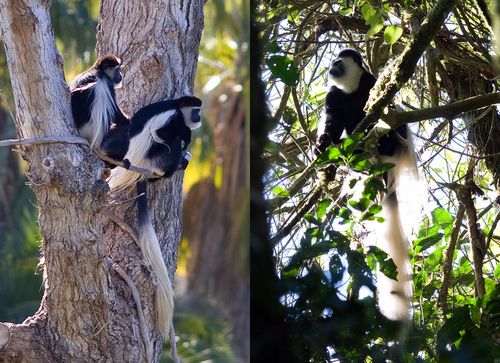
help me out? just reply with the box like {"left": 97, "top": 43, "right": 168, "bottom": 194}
{"left": 136, "top": 181, "right": 174, "bottom": 338}
{"left": 376, "top": 193, "right": 411, "bottom": 322}
{"left": 376, "top": 130, "right": 420, "bottom": 323}
{"left": 139, "top": 220, "right": 174, "bottom": 337}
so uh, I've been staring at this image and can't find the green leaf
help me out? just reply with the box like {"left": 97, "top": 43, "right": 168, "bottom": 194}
{"left": 348, "top": 178, "right": 358, "bottom": 189}
{"left": 265, "top": 40, "right": 281, "bottom": 53}
{"left": 303, "top": 214, "right": 321, "bottom": 226}
{"left": 432, "top": 207, "right": 454, "bottom": 225}
{"left": 361, "top": 204, "right": 383, "bottom": 221}
{"left": 271, "top": 185, "right": 289, "bottom": 197}
{"left": 265, "top": 55, "right": 299, "bottom": 86}
{"left": 368, "top": 204, "right": 382, "bottom": 214}
{"left": 338, "top": 207, "right": 351, "bottom": 224}
{"left": 363, "top": 177, "right": 384, "bottom": 200}
{"left": 424, "top": 246, "right": 444, "bottom": 270}
{"left": 351, "top": 160, "right": 371, "bottom": 172}
{"left": 339, "top": 7, "right": 352, "bottom": 15}
{"left": 369, "top": 162, "right": 395, "bottom": 176}
{"left": 437, "top": 307, "right": 474, "bottom": 349}
{"left": 367, "top": 246, "right": 398, "bottom": 280}
{"left": 470, "top": 304, "right": 481, "bottom": 325}
{"left": 328, "top": 146, "right": 342, "bottom": 161}
{"left": 383, "top": 25, "right": 403, "bottom": 45}
{"left": 367, "top": 23, "right": 384, "bottom": 38}
{"left": 494, "top": 263, "right": 500, "bottom": 279}
{"left": 342, "top": 132, "right": 364, "bottom": 155}
{"left": 361, "top": 4, "right": 382, "bottom": 26}
{"left": 414, "top": 233, "right": 443, "bottom": 254}
{"left": 316, "top": 199, "right": 331, "bottom": 220}
{"left": 348, "top": 196, "right": 371, "bottom": 212}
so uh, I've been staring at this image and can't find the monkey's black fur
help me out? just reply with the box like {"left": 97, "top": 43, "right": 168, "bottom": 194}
{"left": 130, "top": 96, "right": 202, "bottom": 179}
{"left": 316, "top": 49, "right": 416, "bottom": 322}
{"left": 70, "top": 54, "right": 130, "bottom": 167}
{"left": 316, "top": 49, "right": 408, "bottom": 159}
{"left": 107, "top": 95, "right": 202, "bottom": 337}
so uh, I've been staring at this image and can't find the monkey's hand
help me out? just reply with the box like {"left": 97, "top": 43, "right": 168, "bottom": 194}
{"left": 122, "top": 159, "right": 131, "bottom": 169}
{"left": 315, "top": 134, "right": 331, "bottom": 156}
{"left": 179, "top": 152, "right": 191, "bottom": 170}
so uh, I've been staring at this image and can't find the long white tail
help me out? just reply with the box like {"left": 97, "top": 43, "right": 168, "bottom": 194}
{"left": 376, "top": 193, "right": 412, "bottom": 321}
{"left": 137, "top": 181, "right": 174, "bottom": 338}
{"left": 377, "top": 133, "right": 419, "bottom": 322}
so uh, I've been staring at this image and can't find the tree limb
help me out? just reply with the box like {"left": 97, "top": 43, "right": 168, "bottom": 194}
{"left": 271, "top": 166, "right": 337, "bottom": 244}
{"left": 0, "top": 135, "right": 88, "bottom": 147}
{"left": 438, "top": 205, "right": 465, "bottom": 313}
{"left": 382, "top": 92, "right": 500, "bottom": 127}
{"left": 355, "top": 0, "right": 459, "bottom": 134}
{"left": 271, "top": 185, "right": 323, "bottom": 244}
{"left": 446, "top": 160, "right": 486, "bottom": 298}
{"left": 110, "top": 261, "right": 153, "bottom": 363}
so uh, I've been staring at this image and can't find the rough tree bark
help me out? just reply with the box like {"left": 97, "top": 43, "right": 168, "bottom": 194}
{"left": 183, "top": 83, "right": 249, "bottom": 362}
{"left": 0, "top": 0, "right": 204, "bottom": 362}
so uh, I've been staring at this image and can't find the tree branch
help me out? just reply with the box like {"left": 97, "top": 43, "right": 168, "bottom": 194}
{"left": 271, "top": 185, "right": 323, "bottom": 244}
{"left": 355, "top": 0, "right": 459, "bottom": 134}
{"left": 382, "top": 92, "right": 500, "bottom": 127}
{"left": 438, "top": 205, "right": 465, "bottom": 312}
{"left": 110, "top": 261, "right": 153, "bottom": 363}
{"left": 446, "top": 160, "right": 486, "bottom": 298}
{"left": 271, "top": 166, "right": 337, "bottom": 244}
{"left": 0, "top": 135, "right": 88, "bottom": 147}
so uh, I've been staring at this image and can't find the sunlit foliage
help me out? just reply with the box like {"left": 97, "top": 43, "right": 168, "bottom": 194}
{"left": 257, "top": 0, "right": 500, "bottom": 361}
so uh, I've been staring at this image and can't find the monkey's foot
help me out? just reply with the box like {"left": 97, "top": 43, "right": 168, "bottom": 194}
{"left": 122, "top": 159, "right": 131, "bottom": 169}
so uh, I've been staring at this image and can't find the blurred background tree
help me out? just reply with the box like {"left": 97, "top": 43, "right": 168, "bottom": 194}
{"left": 255, "top": 0, "right": 500, "bottom": 361}
{"left": 0, "top": 0, "right": 248, "bottom": 362}
{"left": 182, "top": 0, "right": 249, "bottom": 361}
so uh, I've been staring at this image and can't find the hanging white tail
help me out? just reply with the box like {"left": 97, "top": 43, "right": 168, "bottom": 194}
{"left": 377, "top": 132, "right": 420, "bottom": 322}
{"left": 135, "top": 181, "right": 174, "bottom": 338}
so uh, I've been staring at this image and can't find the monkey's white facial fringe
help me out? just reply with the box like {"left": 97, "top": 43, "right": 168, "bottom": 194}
{"left": 181, "top": 107, "right": 202, "bottom": 130}
{"left": 331, "top": 57, "right": 364, "bottom": 94}
{"left": 84, "top": 77, "right": 115, "bottom": 150}
{"left": 108, "top": 110, "right": 177, "bottom": 192}
{"left": 139, "top": 218, "right": 174, "bottom": 337}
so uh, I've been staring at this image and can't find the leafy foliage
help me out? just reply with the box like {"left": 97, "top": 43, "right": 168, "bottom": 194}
{"left": 258, "top": 0, "right": 500, "bottom": 361}
{"left": 161, "top": 299, "right": 236, "bottom": 363}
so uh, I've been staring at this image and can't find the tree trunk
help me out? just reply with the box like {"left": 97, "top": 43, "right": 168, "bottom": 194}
{"left": 0, "top": 0, "right": 204, "bottom": 362}
{"left": 183, "top": 83, "right": 249, "bottom": 362}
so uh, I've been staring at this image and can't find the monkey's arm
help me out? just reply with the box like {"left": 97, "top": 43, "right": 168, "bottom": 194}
{"left": 315, "top": 90, "right": 345, "bottom": 153}
{"left": 147, "top": 139, "right": 184, "bottom": 180}
{"left": 180, "top": 127, "right": 192, "bottom": 150}
{"left": 71, "top": 73, "right": 97, "bottom": 90}
{"left": 70, "top": 89, "right": 93, "bottom": 129}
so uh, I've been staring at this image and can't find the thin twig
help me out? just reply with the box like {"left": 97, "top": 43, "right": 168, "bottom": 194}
{"left": 0, "top": 135, "right": 88, "bottom": 147}
{"left": 102, "top": 208, "right": 139, "bottom": 245}
{"left": 111, "top": 262, "right": 153, "bottom": 363}
{"left": 438, "top": 205, "right": 465, "bottom": 312}
{"left": 169, "top": 322, "right": 180, "bottom": 363}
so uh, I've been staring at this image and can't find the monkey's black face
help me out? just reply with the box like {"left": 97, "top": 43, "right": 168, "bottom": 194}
{"left": 181, "top": 106, "right": 202, "bottom": 130}
{"left": 102, "top": 65, "right": 123, "bottom": 88}
{"left": 191, "top": 108, "right": 201, "bottom": 124}
{"left": 329, "top": 58, "right": 345, "bottom": 78}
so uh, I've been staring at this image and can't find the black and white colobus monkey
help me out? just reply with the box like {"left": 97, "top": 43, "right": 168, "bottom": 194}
{"left": 70, "top": 55, "right": 130, "bottom": 168}
{"left": 315, "top": 49, "right": 417, "bottom": 322}
{"left": 109, "top": 96, "right": 202, "bottom": 337}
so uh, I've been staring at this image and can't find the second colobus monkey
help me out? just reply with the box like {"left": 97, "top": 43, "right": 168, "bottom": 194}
{"left": 70, "top": 55, "right": 130, "bottom": 168}
{"left": 109, "top": 96, "right": 202, "bottom": 337}
{"left": 315, "top": 49, "right": 417, "bottom": 322}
